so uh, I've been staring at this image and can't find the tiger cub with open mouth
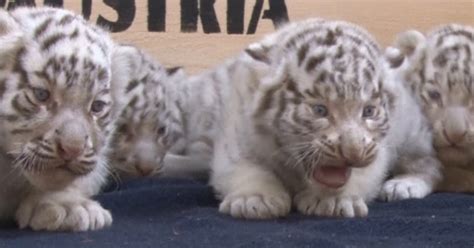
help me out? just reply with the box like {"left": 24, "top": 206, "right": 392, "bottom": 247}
{"left": 210, "top": 18, "right": 440, "bottom": 219}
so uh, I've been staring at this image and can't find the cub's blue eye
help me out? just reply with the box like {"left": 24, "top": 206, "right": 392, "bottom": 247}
{"left": 362, "top": 105, "right": 376, "bottom": 118}
{"left": 314, "top": 104, "right": 328, "bottom": 117}
{"left": 428, "top": 90, "right": 441, "bottom": 100}
{"left": 157, "top": 126, "right": 167, "bottom": 135}
{"left": 91, "top": 100, "right": 106, "bottom": 113}
{"left": 33, "top": 88, "right": 50, "bottom": 102}
{"left": 118, "top": 123, "right": 128, "bottom": 133}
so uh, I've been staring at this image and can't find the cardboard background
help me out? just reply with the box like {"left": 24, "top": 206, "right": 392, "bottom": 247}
{"left": 50, "top": 1, "right": 473, "bottom": 73}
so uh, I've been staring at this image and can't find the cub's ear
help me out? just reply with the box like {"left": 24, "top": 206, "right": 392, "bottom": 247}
{"left": 166, "top": 66, "right": 183, "bottom": 76}
{"left": 242, "top": 42, "right": 276, "bottom": 79}
{"left": 166, "top": 66, "right": 186, "bottom": 80}
{"left": 242, "top": 42, "right": 289, "bottom": 91}
{"left": 111, "top": 44, "right": 142, "bottom": 76}
{"left": 244, "top": 42, "right": 271, "bottom": 65}
{"left": 110, "top": 45, "right": 143, "bottom": 109}
{"left": 394, "top": 30, "right": 426, "bottom": 57}
{"left": 385, "top": 30, "right": 426, "bottom": 69}
{"left": 110, "top": 44, "right": 146, "bottom": 94}
{"left": 0, "top": 9, "right": 24, "bottom": 62}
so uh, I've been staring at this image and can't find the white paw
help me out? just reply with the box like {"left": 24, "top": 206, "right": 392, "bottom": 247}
{"left": 16, "top": 196, "right": 112, "bottom": 232}
{"left": 219, "top": 191, "right": 291, "bottom": 219}
{"left": 379, "top": 177, "right": 431, "bottom": 202}
{"left": 295, "top": 192, "right": 368, "bottom": 218}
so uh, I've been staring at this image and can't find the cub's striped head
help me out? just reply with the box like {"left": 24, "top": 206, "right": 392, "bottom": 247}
{"left": 248, "top": 19, "right": 393, "bottom": 188}
{"left": 0, "top": 8, "right": 115, "bottom": 190}
{"left": 387, "top": 24, "right": 474, "bottom": 166}
{"left": 109, "top": 45, "right": 186, "bottom": 179}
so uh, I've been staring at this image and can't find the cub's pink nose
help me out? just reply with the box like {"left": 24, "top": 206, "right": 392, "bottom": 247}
{"left": 442, "top": 107, "right": 469, "bottom": 146}
{"left": 57, "top": 142, "right": 85, "bottom": 161}
{"left": 339, "top": 140, "right": 366, "bottom": 167}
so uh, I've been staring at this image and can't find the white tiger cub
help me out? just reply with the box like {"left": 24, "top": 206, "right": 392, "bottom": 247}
{"left": 385, "top": 24, "right": 473, "bottom": 192}
{"left": 109, "top": 45, "right": 214, "bottom": 180}
{"left": 210, "top": 18, "right": 440, "bottom": 219}
{"left": 0, "top": 7, "right": 116, "bottom": 231}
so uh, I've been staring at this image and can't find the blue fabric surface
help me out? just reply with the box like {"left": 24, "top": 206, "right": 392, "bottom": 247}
{"left": 0, "top": 178, "right": 473, "bottom": 248}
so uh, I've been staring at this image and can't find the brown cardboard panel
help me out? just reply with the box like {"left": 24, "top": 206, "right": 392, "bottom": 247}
{"left": 44, "top": 1, "right": 474, "bottom": 73}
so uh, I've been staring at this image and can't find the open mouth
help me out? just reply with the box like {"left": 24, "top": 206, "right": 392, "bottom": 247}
{"left": 312, "top": 166, "right": 352, "bottom": 189}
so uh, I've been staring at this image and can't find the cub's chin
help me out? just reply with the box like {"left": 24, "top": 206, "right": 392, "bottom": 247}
{"left": 119, "top": 170, "right": 159, "bottom": 180}
{"left": 436, "top": 146, "right": 472, "bottom": 169}
{"left": 23, "top": 163, "right": 95, "bottom": 191}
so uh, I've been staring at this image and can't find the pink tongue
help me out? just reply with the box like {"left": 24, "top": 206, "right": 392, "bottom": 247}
{"left": 313, "top": 166, "right": 351, "bottom": 188}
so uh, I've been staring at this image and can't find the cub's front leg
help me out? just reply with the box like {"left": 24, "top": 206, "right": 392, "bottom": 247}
{"left": 213, "top": 162, "right": 291, "bottom": 219}
{"left": 16, "top": 189, "right": 111, "bottom": 232}
{"left": 380, "top": 156, "right": 442, "bottom": 201}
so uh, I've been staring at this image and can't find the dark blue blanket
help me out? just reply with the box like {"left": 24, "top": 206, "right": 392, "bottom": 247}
{"left": 1, "top": 178, "right": 473, "bottom": 248}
